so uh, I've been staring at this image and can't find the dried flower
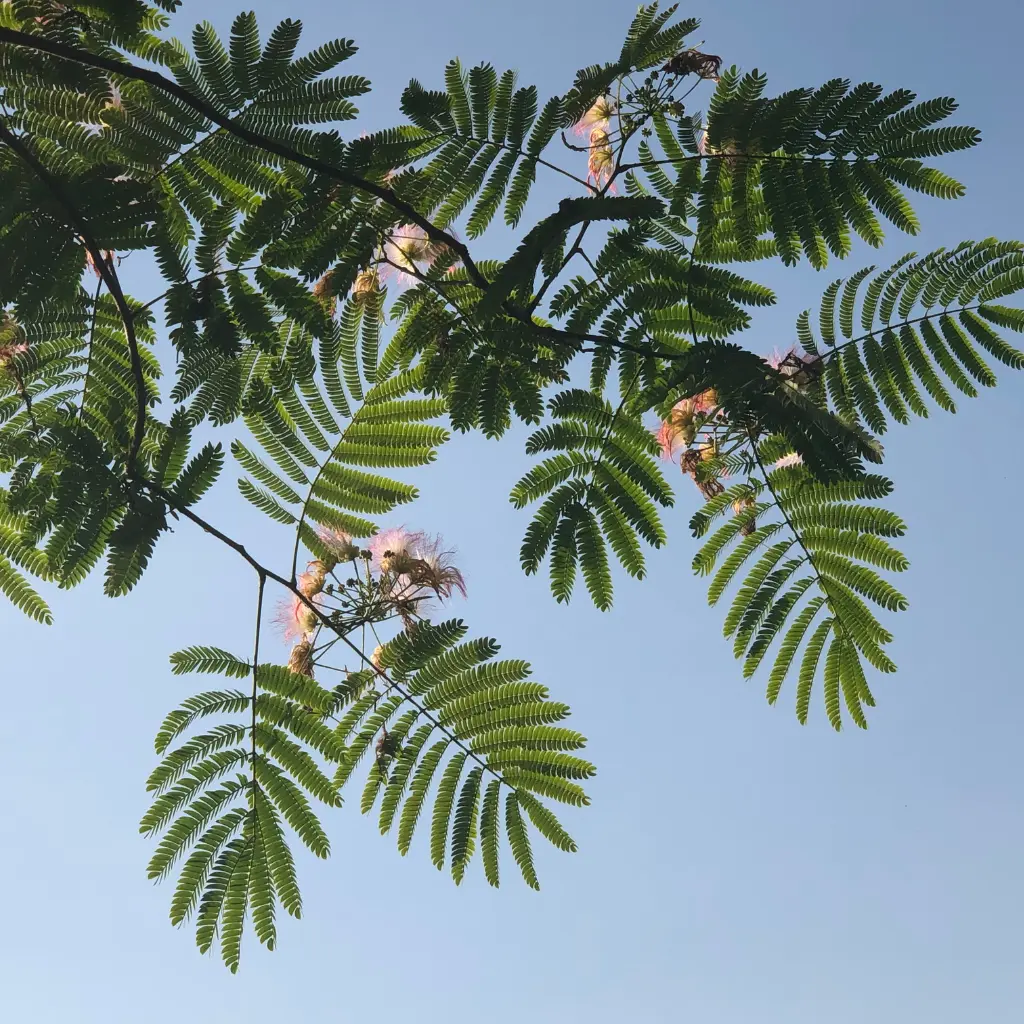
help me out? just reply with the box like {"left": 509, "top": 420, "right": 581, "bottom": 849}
{"left": 298, "top": 560, "right": 328, "bottom": 599}
{"left": 370, "top": 644, "right": 385, "bottom": 670}
{"left": 85, "top": 249, "right": 116, "bottom": 280}
{"left": 351, "top": 268, "right": 379, "bottom": 302}
{"left": 405, "top": 534, "right": 467, "bottom": 601}
{"left": 0, "top": 312, "right": 28, "bottom": 367}
{"left": 574, "top": 96, "right": 617, "bottom": 136}
{"left": 732, "top": 495, "right": 757, "bottom": 536}
{"left": 681, "top": 448, "right": 725, "bottom": 500}
{"left": 288, "top": 638, "right": 315, "bottom": 678}
{"left": 662, "top": 49, "right": 723, "bottom": 82}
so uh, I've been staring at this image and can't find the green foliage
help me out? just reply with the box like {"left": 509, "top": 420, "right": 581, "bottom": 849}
{"left": 799, "top": 242, "right": 1024, "bottom": 431}
{"left": 692, "top": 453, "right": 907, "bottom": 729}
{"left": 149, "top": 619, "right": 591, "bottom": 964}
{"left": 0, "top": 0, "right": 1021, "bottom": 971}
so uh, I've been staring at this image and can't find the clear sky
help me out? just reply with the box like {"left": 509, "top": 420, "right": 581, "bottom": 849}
{"left": 2, "top": 2, "right": 1023, "bottom": 1021}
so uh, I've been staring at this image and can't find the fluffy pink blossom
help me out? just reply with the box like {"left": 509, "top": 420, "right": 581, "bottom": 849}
{"left": 655, "top": 419, "right": 688, "bottom": 461}
{"left": 381, "top": 225, "right": 434, "bottom": 287}
{"left": 765, "top": 345, "right": 796, "bottom": 370}
{"left": 276, "top": 593, "right": 320, "bottom": 641}
{"left": 318, "top": 527, "right": 360, "bottom": 564}
{"left": 369, "top": 527, "right": 425, "bottom": 574}
{"left": 574, "top": 96, "right": 617, "bottom": 136}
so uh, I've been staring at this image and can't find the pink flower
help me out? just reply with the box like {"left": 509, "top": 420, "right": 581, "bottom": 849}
{"left": 369, "top": 527, "right": 424, "bottom": 574}
{"left": 0, "top": 340, "right": 28, "bottom": 365}
{"left": 765, "top": 345, "right": 796, "bottom": 370}
{"left": 764, "top": 347, "right": 822, "bottom": 388}
{"left": 691, "top": 388, "right": 719, "bottom": 415}
{"left": 773, "top": 453, "right": 804, "bottom": 470}
{"left": 381, "top": 225, "right": 433, "bottom": 287}
{"left": 276, "top": 593, "right": 320, "bottom": 641}
{"left": 655, "top": 420, "right": 688, "bottom": 461}
{"left": 318, "top": 527, "right": 360, "bottom": 565}
{"left": 574, "top": 96, "right": 617, "bottom": 137}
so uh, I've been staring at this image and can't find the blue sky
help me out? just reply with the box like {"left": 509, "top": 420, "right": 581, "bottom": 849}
{"left": 2, "top": 1, "right": 1023, "bottom": 1021}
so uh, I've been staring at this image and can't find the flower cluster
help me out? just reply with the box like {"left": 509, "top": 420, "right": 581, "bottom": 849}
{"left": 653, "top": 344, "right": 820, "bottom": 505}
{"left": 369, "top": 527, "right": 467, "bottom": 608}
{"left": 654, "top": 389, "right": 719, "bottom": 461}
{"left": 275, "top": 525, "right": 466, "bottom": 679}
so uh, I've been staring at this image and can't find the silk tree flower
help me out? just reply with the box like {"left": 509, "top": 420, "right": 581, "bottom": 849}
{"left": 0, "top": 311, "right": 28, "bottom": 367}
{"left": 587, "top": 128, "right": 616, "bottom": 190}
{"left": 406, "top": 534, "right": 467, "bottom": 600}
{"left": 654, "top": 392, "right": 721, "bottom": 461}
{"left": 765, "top": 346, "right": 822, "bottom": 389}
{"left": 369, "top": 527, "right": 425, "bottom": 575}
{"left": 351, "top": 267, "right": 379, "bottom": 303}
{"left": 382, "top": 224, "right": 436, "bottom": 287}
{"left": 732, "top": 495, "right": 757, "bottom": 537}
{"left": 773, "top": 452, "right": 804, "bottom": 469}
{"left": 655, "top": 419, "right": 688, "bottom": 461}
{"left": 298, "top": 560, "right": 328, "bottom": 599}
{"left": 276, "top": 592, "right": 320, "bottom": 641}
{"left": 680, "top": 445, "right": 726, "bottom": 500}
{"left": 318, "top": 527, "right": 360, "bottom": 568}
{"left": 574, "top": 96, "right": 617, "bottom": 136}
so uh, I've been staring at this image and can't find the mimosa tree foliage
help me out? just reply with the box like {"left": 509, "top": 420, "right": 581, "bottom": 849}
{"left": 0, "top": 0, "right": 1020, "bottom": 969}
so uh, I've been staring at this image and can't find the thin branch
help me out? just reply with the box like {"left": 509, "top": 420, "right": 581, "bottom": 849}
{"left": 251, "top": 573, "right": 266, "bottom": 776}
{"left": 78, "top": 275, "right": 105, "bottom": 424}
{"left": 8, "top": 361, "right": 39, "bottom": 433}
{"left": 134, "top": 261, "right": 264, "bottom": 317}
{"left": 0, "top": 118, "right": 149, "bottom": 471}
